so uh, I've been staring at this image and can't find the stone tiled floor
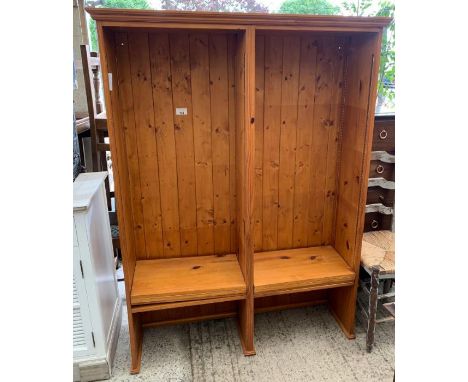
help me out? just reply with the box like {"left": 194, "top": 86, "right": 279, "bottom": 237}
{"left": 110, "top": 282, "right": 394, "bottom": 382}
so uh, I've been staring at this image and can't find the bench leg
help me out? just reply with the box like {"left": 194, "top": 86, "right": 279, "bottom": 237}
{"left": 366, "top": 266, "right": 380, "bottom": 352}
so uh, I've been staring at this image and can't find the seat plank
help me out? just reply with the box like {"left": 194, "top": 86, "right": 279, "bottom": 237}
{"left": 254, "top": 246, "right": 355, "bottom": 297}
{"left": 131, "top": 254, "right": 246, "bottom": 305}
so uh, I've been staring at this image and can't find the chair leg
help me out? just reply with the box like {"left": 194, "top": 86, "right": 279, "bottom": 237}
{"left": 366, "top": 266, "right": 380, "bottom": 352}
{"left": 383, "top": 279, "right": 393, "bottom": 295}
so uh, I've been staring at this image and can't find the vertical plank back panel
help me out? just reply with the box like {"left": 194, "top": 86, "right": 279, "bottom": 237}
{"left": 169, "top": 32, "right": 199, "bottom": 256}
{"left": 209, "top": 34, "right": 232, "bottom": 254}
{"left": 292, "top": 35, "right": 318, "bottom": 248}
{"left": 253, "top": 34, "right": 265, "bottom": 251}
{"left": 277, "top": 35, "right": 301, "bottom": 249}
{"left": 261, "top": 35, "right": 283, "bottom": 250}
{"left": 110, "top": 30, "right": 239, "bottom": 259}
{"left": 149, "top": 33, "right": 181, "bottom": 257}
{"left": 190, "top": 33, "right": 215, "bottom": 255}
{"left": 306, "top": 36, "right": 341, "bottom": 247}
{"left": 321, "top": 37, "right": 345, "bottom": 245}
{"left": 227, "top": 34, "right": 238, "bottom": 254}
{"left": 255, "top": 33, "right": 345, "bottom": 253}
{"left": 127, "top": 31, "right": 164, "bottom": 259}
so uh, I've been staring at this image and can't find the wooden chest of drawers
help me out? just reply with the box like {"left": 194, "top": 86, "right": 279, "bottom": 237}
{"left": 365, "top": 114, "right": 395, "bottom": 233}
{"left": 372, "top": 115, "right": 395, "bottom": 153}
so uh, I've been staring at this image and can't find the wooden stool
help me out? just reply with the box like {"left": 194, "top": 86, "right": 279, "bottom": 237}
{"left": 358, "top": 230, "right": 395, "bottom": 352}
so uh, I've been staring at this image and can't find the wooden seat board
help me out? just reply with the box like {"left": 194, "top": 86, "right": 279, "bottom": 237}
{"left": 361, "top": 231, "right": 395, "bottom": 274}
{"left": 131, "top": 254, "right": 246, "bottom": 305}
{"left": 254, "top": 246, "right": 355, "bottom": 297}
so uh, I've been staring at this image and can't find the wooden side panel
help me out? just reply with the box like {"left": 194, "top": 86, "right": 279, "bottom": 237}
{"left": 114, "top": 32, "right": 147, "bottom": 259}
{"left": 277, "top": 35, "right": 301, "bottom": 249}
{"left": 127, "top": 31, "right": 164, "bottom": 259}
{"left": 236, "top": 28, "right": 255, "bottom": 355}
{"left": 209, "top": 34, "right": 231, "bottom": 254}
{"left": 334, "top": 34, "right": 380, "bottom": 269}
{"left": 330, "top": 32, "right": 383, "bottom": 338}
{"left": 169, "top": 32, "right": 199, "bottom": 256}
{"left": 149, "top": 32, "right": 181, "bottom": 257}
{"left": 99, "top": 27, "right": 142, "bottom": 373}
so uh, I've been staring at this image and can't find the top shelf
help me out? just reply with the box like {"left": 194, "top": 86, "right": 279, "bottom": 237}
{"left": 86, "top": 8, "right": 391, "bottom": 30}
{"left": 254, "top": 246, "right": 355, "bottom": 297}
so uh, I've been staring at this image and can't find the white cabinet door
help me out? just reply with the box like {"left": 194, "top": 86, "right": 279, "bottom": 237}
{"left": 73, "top": 246, "right": 95, "bottom": 358}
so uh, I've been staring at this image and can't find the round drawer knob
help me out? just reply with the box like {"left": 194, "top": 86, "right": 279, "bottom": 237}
{"left": 371, "top": 220, "right": 379, "bottom": 229}
{"left": 376, "top": 164, "right": 385, "bottom": 174}
{"left": 379, "top": 130, "right": 388, "bottom": 140}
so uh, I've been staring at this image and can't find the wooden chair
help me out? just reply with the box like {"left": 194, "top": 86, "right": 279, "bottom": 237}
{"left": 80, "top": 44, "right": 120, "bottom": 263}
{"left": 358, "top": 230, "right": 395, "bottom": 352}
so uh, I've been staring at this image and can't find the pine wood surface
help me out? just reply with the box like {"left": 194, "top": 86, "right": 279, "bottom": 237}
{"left": 131, "top": 254, "right": 246, "bottom": 305}
{"left": 87, "top": 8, "right": 390, "bottom": 31}
{"left": 329, "top": 32, "right": 384, "bottom": 340}
{"left": 90, "top": 8, "right": 390, "bottom": 372}
{"left": 97, "top": 25, "right": 143, "bottom": 373}
{"left": 254, "top": 34, "right": 345, "bottom": 251}
{"left": 111, "top": 30, "right": 240, "bottom": 259}
{"left": 254, "top": 246, "right": 355, "bottom": 297}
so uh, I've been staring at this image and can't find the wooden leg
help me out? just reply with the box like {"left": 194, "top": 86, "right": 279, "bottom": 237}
{"left": 78, "top": 134, "right": 85, "bottom": 171}
{"left": 238, "top": 296, "right": 255, "bottom": 355}
{"left": 366, "top": 266, "right": 380, "bottom": 353}
{"left": 329, "top": 284, "right": 358, "bottom": 339}
{"left": 128, "top": 312, "right": 143, "bottom": 374}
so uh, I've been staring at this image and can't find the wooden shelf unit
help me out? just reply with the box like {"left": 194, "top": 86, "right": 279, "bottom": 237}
{"left": 88, "top": 7, "right": 390, "bottom": 373}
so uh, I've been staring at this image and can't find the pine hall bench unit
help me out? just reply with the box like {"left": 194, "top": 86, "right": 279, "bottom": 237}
{"left": 87, "top": 7, "right": 391, "bottom": 373}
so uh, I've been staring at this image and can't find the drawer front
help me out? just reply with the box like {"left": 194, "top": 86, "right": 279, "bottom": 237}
{"left": 372, "top": 116, "right": 395, "bottom": 152}
{"left": 366, "top": 187, "right": 395, "bottom": 207}
{"left": 364, "top": 212, "right": 393, "bottom": 232}
{"left": 369, "top": 160, "right": 395, "bottom": 181}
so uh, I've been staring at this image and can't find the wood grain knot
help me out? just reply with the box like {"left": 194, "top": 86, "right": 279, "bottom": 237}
{"left": 192, "top": 265, "right": 201, "bottom": 270}
{"left": 310, "top": 256, "right": 317, "bottom": 260}
{"left": 280, "top": 256, "right": 290, "bottom": 260}
{"left": 250, "top": 117, "right": 255, "bottom": 124}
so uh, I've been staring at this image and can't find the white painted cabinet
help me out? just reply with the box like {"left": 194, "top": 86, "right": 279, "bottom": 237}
{"left": 73, "top": 172, "right": 122, "bottom": 381}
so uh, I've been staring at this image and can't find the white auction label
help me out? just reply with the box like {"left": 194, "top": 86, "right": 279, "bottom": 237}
{"left": 176, "top": 107, "right": 188, "bottom": 116}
